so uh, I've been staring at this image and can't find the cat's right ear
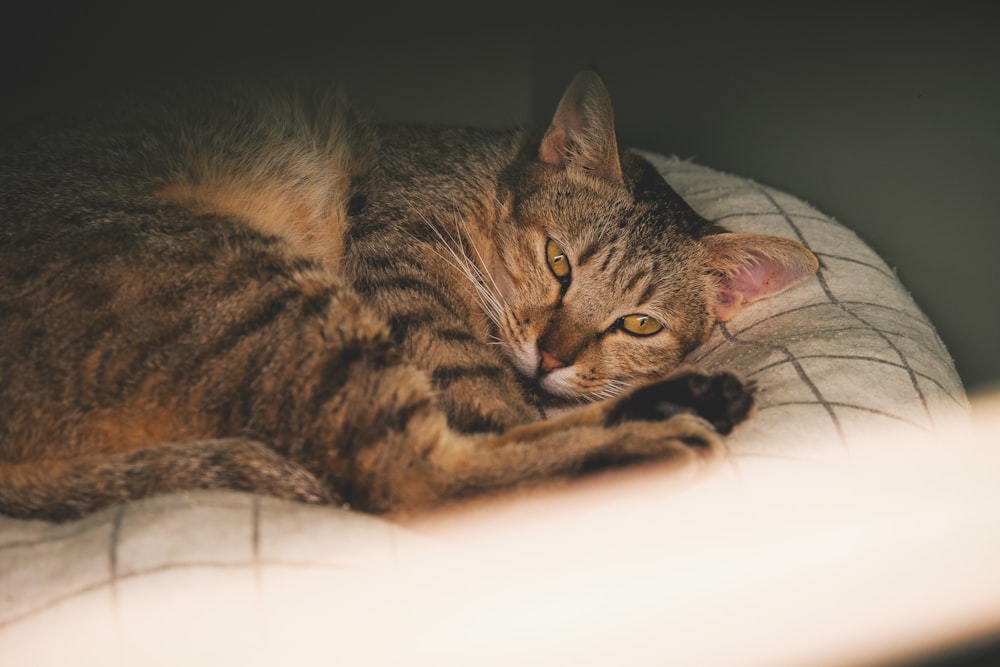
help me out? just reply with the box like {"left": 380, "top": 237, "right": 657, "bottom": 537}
{"left": 538, "top": 71, "right": 624, "bottom": 185}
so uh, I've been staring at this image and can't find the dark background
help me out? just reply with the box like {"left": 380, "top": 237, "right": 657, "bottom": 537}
{"left": 2, "top": 1, "right": 998, "bottom": 404}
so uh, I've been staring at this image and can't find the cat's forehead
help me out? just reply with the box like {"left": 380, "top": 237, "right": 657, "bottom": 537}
{"left": 514, "top": 173, "right": 636, "bottom": 233}
{"left": 514, "top": 160, "right": 702, "bottom": 234}
{"left": 541, "top": 194, "right": 695, "bottom": 256}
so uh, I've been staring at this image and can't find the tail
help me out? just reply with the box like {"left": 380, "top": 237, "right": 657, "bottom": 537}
{"left": 0, "top": 439, "right": 334, "bottom": 522}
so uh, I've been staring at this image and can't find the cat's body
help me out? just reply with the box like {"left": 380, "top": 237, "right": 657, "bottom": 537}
{"left": 0, "top": 73, "right": 818, "bottom": 521}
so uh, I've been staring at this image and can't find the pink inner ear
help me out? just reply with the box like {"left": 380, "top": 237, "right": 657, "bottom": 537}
{"left": 539, "top": 83, "right": 587, "bottom": 169}
{"left": 537, "top": 72, "right": 623, "bottom": 183}
{"left": 706, "top": 237, "right": 820, "bottom": 322}
{"left": 714, "top": 261, "right": 777, "bottom": 321}
{"left": 539, "top": 126, "right": 571, "bottom": 167}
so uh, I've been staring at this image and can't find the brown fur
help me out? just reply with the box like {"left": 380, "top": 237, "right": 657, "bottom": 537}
{"left": 0, "top": 73, "right": 817, "bottom": 521}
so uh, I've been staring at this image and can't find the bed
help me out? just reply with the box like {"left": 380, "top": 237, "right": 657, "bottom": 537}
{"left": 2, "top": 153, "right": 994, "bottom": 667}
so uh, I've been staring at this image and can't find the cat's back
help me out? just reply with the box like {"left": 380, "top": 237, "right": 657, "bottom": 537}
{"left": 0, "top": 84, "right": 382, "bottom": 462}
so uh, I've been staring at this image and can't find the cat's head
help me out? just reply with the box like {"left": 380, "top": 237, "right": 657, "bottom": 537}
{"left": 487, "top": 71, "right": 818, "bottom": 402}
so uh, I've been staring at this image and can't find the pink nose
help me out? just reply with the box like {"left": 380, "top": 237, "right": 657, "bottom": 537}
{"left": 538, "top": 348, "right": 568, "bottom": 373}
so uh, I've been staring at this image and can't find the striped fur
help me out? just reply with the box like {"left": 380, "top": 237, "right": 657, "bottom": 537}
{"left": 0, "top": 73, "right": 814, "bottom": 520}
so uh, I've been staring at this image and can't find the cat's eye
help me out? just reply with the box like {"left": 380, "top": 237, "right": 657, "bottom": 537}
{"left": 545, "top": 239, "right": 571, "bottom": 281}
{"left": 619, "top": 314, "right": 664, "bottom": 336}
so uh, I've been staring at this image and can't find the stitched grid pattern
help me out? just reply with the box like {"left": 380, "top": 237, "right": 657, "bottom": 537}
{"left": 0, "top": 154, "right": 970, "bottom": 649}
{"left": 641, "top": 153, "right": 969, "bottom": 468}
{"left": 0, "top": 492, "right": 430, "bottom": 641}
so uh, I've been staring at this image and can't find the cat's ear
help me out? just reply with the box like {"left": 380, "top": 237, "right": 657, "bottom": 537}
{"left": 539, "top": 71, "right": 624, "bottom": 184}
{"left": 701, "top": 233, "right": 820, "bottom": 321}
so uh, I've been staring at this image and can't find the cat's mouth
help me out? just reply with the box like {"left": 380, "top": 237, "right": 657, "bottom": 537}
{"left": 513, "top": 366, "right": 573, "bottom": 400}
{"left": 506, "top": 341, "right": 573, "bottom": 395}
{"left": 535, "top": 368, "right": 579, "bottom": 399}
{"left": 506, "top": 338, "right": 628, "bottom": 406}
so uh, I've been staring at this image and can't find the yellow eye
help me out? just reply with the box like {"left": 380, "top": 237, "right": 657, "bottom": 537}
{"left": 546, "top": 239, "right": 571, "bottom": 280}
{"left": 620, "top": 314, "right": 664, "bottom": 336}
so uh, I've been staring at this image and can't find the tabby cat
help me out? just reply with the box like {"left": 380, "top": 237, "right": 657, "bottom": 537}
{"left": 0, "top": 72, "right": 818, "bottom": 521}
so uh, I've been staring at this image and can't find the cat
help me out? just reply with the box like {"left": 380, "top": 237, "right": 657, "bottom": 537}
{"left": 0, "top": 71, "right": 818, "bottom": 521}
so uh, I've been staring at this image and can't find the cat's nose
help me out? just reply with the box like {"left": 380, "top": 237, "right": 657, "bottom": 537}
{"left": 538, "top": 347, "right": 568, "bottom": 374}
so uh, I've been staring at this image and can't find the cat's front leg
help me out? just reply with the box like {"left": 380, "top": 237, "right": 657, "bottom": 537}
{"left": 553, "top": 367, "right": 756, "bottom": 470}
{"left": 490, "top": 366, "right": 755, "bottom": 458}
{"left": 362, "top": 367, "right": 756, "bottom": 513}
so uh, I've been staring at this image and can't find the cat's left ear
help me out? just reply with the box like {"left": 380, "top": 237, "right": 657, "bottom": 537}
{"left": 702, "top": 233, "right": 820, "bottom": 321}
{"left": 539, "top": 71, "right": 624, "bottom": 184}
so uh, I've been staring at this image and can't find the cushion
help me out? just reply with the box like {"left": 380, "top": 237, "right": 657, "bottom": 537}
{"left": 0, "top": 153, "right": 977, "bottom": 664}
{"left": 638, "top": 152, "right": 971, "bottom": 468}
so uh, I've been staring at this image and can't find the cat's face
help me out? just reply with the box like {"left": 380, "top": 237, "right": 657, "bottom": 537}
{"left": 486, "top": 161, "right": 716, "bottom": 402}
{"left": 469, "top": 70, "right": 817, "bottom": 403}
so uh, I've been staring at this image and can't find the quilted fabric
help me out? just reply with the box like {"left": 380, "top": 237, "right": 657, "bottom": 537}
{"left": 0, "top": 155, "right": 974, "bottom": 664}
{"left": 641, "top": 152, "right": 971, "bottom": 467}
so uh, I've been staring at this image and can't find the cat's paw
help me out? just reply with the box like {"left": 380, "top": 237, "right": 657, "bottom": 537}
{"left": 606, "top": 368, "right": 755, "bottom": 435}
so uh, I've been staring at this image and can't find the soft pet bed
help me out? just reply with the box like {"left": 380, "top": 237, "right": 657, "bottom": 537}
{"left": 1, "top": 154, "right": 986, "bottom": 667}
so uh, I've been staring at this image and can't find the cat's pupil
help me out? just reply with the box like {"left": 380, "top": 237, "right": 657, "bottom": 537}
{"left": 545, "top": 238, "right": 571, "bottom": 281}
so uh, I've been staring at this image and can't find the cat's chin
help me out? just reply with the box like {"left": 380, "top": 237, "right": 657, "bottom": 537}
{"left": 512, "top": 361, "right": 625, "bottom": 408}
{"left": 513, "top": 374, "right": 582, "bottom": 418}
{"left": 530, "top": 379, "right": 620, "bottom": 420}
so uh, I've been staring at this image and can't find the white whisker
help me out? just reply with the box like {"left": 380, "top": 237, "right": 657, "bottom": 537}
{"left": 404, "top": 202, "right": 509, "bottom": 335}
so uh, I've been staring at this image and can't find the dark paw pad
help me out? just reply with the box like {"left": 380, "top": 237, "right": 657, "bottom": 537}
{"left": 607, "top": 370, "right": 755, "bottom": 434}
